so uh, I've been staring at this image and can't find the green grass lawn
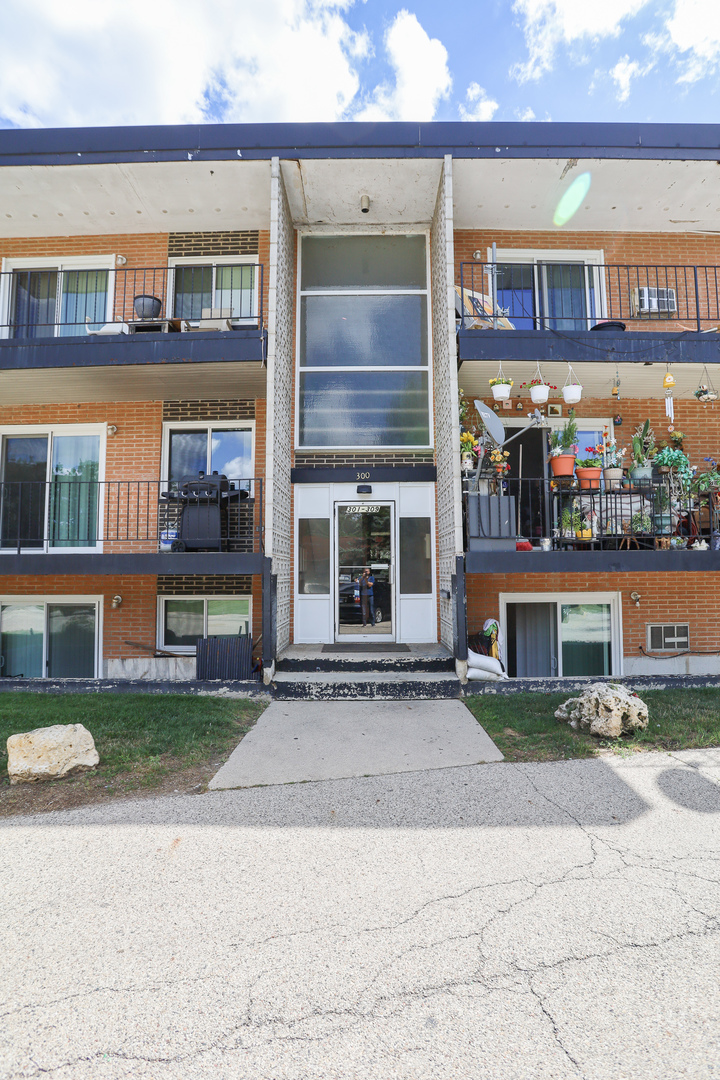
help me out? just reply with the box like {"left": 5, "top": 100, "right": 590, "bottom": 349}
{"left": 0, "top": 693, "right": 266, "bottom": 803}
{"left": 465, "top": 688, "right": 720, "bottom": 762}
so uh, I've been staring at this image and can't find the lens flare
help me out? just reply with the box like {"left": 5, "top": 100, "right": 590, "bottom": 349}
{"left": 553, "top": 172, "right": 592, "bottom": 228}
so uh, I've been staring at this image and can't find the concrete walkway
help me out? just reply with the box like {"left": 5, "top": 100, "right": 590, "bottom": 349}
{"left": 209, "top": 699, "right": 503, "bottom": 789}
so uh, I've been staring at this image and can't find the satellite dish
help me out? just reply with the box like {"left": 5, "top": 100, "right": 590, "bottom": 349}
{"left": 474, "top": 399, "right": 506, "bottom": 446}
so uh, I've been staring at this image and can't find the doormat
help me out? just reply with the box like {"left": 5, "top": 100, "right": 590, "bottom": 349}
{"left": 323, "top": 643, "right": 411, "bottom": 654}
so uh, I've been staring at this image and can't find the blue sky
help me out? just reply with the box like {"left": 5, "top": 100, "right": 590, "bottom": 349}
{"left": 0, "top": 0, "right": 718, "bottom": 129}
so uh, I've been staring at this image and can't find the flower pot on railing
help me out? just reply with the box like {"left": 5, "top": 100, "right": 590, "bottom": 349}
{"left": 549, "top": 454, "right": 576, "bottom": 477}
{"left": 530, "top": 383, "right": 550, "bottom": 404}
{"left": 654, "top": 512, "right": 673, "bottom": 535}
{"left": 575, "top": 528, "right": 593, "bottom": 540}
{"left": 630, "top": 465, "right": 653, "bottom": 484}
{"left": 491, "top": 382, "right": 513, "bottom": 401}
{"left": 603, "top": 467, "right": 624, "bottom": 491}
{"left": 576, "top": 466, "right": 602, "bottom": 490}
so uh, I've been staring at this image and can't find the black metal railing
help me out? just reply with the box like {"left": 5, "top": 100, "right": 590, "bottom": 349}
{"left": 458, "top": 262, "right": 720, "bottom": 332}
{"left": 464, "top": 477, "right": 719, "bottom": 550}
{"left": 0, "top": 477, "right": 264, "bottom": 554}
{"left": 1, "top": 263, "right": 264, "bottom": 338}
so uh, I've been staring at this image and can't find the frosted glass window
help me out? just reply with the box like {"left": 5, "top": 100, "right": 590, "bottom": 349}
{"left": 300, "top": 295, "right": 427, "bottom": 367}
{"left": 299, "top": 370, "right": 429, "bottom": 447}
{"left": 399, "top": 518, "right": 432, "bottom": 593}
{"left": 302, "top": 236, "right": 426, "bottom": 290}
{"left": 298, "top": 519, "right": 330, "bottom": 593}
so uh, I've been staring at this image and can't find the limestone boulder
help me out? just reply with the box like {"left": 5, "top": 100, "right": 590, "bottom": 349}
{"left": 555, "top": 683, "right": 648, "bottom": 739}
{"left": 7, "top": 724, "right": 99, "bottom": 784}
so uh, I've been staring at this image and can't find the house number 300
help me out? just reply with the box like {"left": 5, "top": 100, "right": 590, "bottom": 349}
{"left": 356, "top": 471, "right": 370, "bottom": 480}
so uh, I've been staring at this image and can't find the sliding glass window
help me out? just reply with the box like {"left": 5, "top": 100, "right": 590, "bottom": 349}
{"left": 298, "top": 235, "right": 430, "bottom": 448}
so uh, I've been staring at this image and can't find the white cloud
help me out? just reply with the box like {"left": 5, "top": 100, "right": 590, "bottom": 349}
{"left": 0, "top": 0, "right": 371, "bottom": 127}
{"left": 515, "top": 106, "right": 537, "bottom": 120}
{"left": 458, "top": 83, "right": 499, "bottom": 122}
{"left": 609, "top": 54, "right": 653, "bottom": 100}
{"left": 354, "top": 10, "right": 451, "bottom": 121}
{"left": 512, "top": 0, "right": 651, "bottom": 81}
{"left": 662, "top": 0, "right": 720, "bottom": 83}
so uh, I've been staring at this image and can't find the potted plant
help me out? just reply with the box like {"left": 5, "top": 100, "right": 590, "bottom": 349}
{"left": 489, "top": 447, "right": 510, "bottom": 475}
{"left": 630, "top": 420, "right": 655, "bottom": 483}
{"left": 560, "top": 506, "right": 582, "bottom": 538}
{"left": 520, "top": 376, "right": 556, "bottom": 405}
{"left": 630, "top": 510, "right": 653, "bottom": 536}
{"left": 602, "top": 432, "right": 626, "bottom": 490}
{"left": 695, "top": 384, "right": 718, "bottom": 403}
{"left": 562, "top": 365, "right": 583, "bottom": 404}
{"left": 576, "top": 444, "right": 603, "bottom": 490}
{"left": 489, "top": 375, "right": 513, "bottom": 401}
{"left": 653, "top": 485, "right": 673, "bottom": 535}
{"left": 548, "top": 409, "right": 578, "bottom": 477}
{"left": 460, "top": 430, "right": 478, "bottom": 469}
{"left": 575, "top": 511, "right": 593, "bottom": 540}
{"left": 653, "top": 446, "right": 694, "bottom": 488}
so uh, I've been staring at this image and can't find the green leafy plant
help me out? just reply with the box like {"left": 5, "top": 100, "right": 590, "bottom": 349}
{"left": 631, "top": 511, "right": 653, "bottom": 534}
{"left": 631, "top": 420, "right": 655, "bottom": 468}
{"left": 653, "top": 446, "right": 694, "bottom": 487}
{"left": 489, "top": 376, "right": 513, "bottom": 386}
{"left": 549, "top": 409, "right": 579, "bottom": 457}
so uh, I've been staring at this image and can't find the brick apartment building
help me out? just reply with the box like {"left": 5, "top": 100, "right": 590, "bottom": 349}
{"left": 0, "top": 122, "right": 719, "bottom": 686}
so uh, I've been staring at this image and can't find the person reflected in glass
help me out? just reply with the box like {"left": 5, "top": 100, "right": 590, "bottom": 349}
{"left": 356, "top": 567, "right": 375, "bottom": 626}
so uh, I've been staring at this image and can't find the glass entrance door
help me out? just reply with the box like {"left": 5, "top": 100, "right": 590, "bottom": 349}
{"left": 335, "top": 503, "right": 394, "bottom": 640}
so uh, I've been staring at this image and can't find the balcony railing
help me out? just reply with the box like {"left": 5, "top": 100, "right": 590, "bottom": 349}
{"left": 0, "top": 477, "right": 264, "bottom": 555}
{"left": 458, "top": 262, "right": 720, "bottom": 333}
{"left": 0, "top": 264, "right": 264, "bottom": 339}
{"left": 464, "top": 477, "right": 718, "bottom": 551}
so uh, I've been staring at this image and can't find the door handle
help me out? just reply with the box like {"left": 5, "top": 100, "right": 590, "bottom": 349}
{"left": 388, "top": 564, "right": 394, "bottom": 585}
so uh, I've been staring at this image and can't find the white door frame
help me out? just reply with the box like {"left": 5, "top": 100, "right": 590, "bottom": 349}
{"left": 334, "top": 499, "right": 395, "bottom": 643}
{"left": 499, "top": 591, "right": 623, "bottom": 677}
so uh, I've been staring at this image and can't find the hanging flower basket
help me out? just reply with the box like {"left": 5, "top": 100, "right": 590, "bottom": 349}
{"left": 530, "top": 383, "right": 550, "bottom": 404}
{"left": 491, "top": 382, "right": 512, "bottom": 401}
{"left": 562, "top": 363, "right": 583, "bottom": 404}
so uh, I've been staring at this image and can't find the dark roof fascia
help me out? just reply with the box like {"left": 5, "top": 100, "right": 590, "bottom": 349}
{"left": 2, "top": 121, "right": 720, "bottom": 167}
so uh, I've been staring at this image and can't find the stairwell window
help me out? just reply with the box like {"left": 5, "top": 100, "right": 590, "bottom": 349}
{"left": 297, "top": 235, "right": 431, "bottom": 448}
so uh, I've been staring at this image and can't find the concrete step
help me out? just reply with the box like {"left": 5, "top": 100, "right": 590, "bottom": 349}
{"left": 276, "top": 656, "right": 455, "bottom": 674}
{"left": 271, "top": 671, "right": 462, "bottom": 701}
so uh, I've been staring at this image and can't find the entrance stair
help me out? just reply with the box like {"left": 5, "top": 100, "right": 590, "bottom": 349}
{"left": 272, "top": 644, "right": 461, "bottom": 701}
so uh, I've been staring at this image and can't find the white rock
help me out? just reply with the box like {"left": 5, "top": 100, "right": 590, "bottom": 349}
{"left": 555, "top": 683, "right": 649, "bottom": 739}
{"left": 7, "top": 724, "right": 99, "bottom": 785}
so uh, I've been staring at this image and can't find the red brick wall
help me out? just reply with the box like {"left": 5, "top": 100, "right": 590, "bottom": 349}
{"left": 466, "top": 571, "right": 720, "bottom": 662}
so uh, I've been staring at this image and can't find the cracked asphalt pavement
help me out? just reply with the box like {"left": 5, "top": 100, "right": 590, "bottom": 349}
{"left": 2, "top": 749, "right": 720, "bottom": 1079}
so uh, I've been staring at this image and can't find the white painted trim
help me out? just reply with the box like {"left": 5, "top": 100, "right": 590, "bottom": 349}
{"left": 0, "top": 423, "right": 107, "bottom": 554}
{"left": 1, "top": 255, "right": 116, "bottom": 339}
{"left": 160, "top": 419, "right": 255, "bottom": 486}
{"left": 0, "top": 595, "right": 103, "bottom": 678}
{"left": 441, "top": 156, "right": 464, "bottom": 561}
{"left": 498, "top": 590, "right": 623, "bottom": 677}
{"left": 264, "top": 155, "right": 281, "bottom": 561}
{"left": 156, "top": 594, "right": 252, "bottom": 654}
{"left": 166, "top": 255, "right": 259, "bottom": 323}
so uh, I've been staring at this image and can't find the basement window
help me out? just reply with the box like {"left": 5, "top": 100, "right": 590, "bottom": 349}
{"left": 647, "top": 624, "right": 689, "bottom": 651}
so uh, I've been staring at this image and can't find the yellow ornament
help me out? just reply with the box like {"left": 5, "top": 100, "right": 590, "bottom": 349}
{"left": 663, "top": 372, "right": 675, "bottom": 389}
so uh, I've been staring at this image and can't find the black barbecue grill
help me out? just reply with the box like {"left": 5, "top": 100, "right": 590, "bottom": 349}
{"left": 161, "top": 471, "right": 248, "bottom": 552}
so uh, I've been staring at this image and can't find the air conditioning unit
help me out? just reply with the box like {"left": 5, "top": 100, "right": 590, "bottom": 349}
{"left": 638, "top": 286, "right": 677, "bottom": 315}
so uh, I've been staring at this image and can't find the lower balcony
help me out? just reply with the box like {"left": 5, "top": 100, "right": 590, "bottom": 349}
{"left": 464, "top": 477, "right": 720, "bottom": 572}
{"left": 0, "top": 476, "right": 265, "bottom": 575}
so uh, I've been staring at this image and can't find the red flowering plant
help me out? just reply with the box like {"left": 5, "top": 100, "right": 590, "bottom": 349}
{"left": 576, "top": 444, "right": 604, "bottom": 468}
{"left": 519, "top": 379, "right": 558, "bottom": 390}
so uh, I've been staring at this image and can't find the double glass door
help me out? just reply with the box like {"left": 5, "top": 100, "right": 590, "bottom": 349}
{"left": 336, "top": 503, "right": 394, "bottom": 640}
{"left": 0, "top": 602, "right": 97, "bottom": 678}
{"left": 0, "top": 432, "right": 100, "bottom": 550}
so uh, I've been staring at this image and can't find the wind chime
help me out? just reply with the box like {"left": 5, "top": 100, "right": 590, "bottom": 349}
{"left": 663, "top": 368, "right": 676, "bottom": 424}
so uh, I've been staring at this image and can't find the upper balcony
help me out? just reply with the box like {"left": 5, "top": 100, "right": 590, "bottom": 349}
{"left": 457, "top": 261, "right": 720, "bottom": 367}
{"left": 0, "top": 262, "right": 267, "bottom": 404}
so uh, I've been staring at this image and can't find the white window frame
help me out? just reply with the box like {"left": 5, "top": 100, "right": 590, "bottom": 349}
{"left": 157, "top": 594, "right": 252, "bottom": 654}
{"left": 646, "top": 623, "right": 690, "bottom": 652}
{"left": 0, "top": 594, "right": 103, "bottom": 678}
{"left": 295, "top": 231, "right": 434, "bottom": 451}
{"left": 0, "top": 423, "right": 107, "bottom": 554}
{"left": 489, "top": 247, "right": 607, "bottom": 331}
{"left": 0, "top": 254, "right": 117, "bottom": 339}
{"left": 499, "top": 591, "right": 623, "bottom": 677}
{"left": 160, "top": 420, "right": 255, "bottom": 487}
{"left": 167, "top": 255, "right": 259, "bottom": 325}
